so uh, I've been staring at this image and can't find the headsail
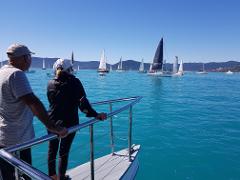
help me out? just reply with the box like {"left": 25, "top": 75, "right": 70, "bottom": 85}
{"left": 152, "top": 38, "right": 163, "bottom": 71}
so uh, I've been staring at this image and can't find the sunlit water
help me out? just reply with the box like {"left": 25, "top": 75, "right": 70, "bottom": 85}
{"left": 27, "top": 69, "right": 240, "bottom": 180}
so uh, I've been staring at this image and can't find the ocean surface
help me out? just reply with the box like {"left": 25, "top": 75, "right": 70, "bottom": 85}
{"left": 27, "top": 69, "right": 240, "bottom": 180}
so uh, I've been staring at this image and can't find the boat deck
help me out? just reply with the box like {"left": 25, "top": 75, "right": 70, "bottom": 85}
{"left": 67, "top": 145, "right": 140, "bottom": 180}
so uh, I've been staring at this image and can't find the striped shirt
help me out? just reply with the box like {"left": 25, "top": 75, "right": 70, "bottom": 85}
{"left": 0, "top": 65, "right": 34, "bottom": 147}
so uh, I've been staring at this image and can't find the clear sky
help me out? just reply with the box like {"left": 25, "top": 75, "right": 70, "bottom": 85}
{"left": 0, "top": 0, "right": 239, "bottom": 64}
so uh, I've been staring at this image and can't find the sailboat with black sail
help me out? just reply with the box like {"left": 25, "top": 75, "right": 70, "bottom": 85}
{"left": 147, "top": 38, "right": 171, "bottom": 76}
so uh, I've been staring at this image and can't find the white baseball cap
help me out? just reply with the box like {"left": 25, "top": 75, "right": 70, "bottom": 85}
{"left": 53, "top": 58, "right": 73, "bottom": 74}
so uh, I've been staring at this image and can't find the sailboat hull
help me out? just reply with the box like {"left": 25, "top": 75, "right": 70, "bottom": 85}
{"left": 147, "top": 71, "right": 172, "bottom": 77}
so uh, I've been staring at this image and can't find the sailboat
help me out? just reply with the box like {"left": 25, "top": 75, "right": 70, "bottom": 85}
{"left": 109, "top": 65, "right": 113, "bottom": 72}
{"left": 172, "top": 56, "right": 178, "bottom": 74}
{"left": 138, "top": 59, "right": 146, "bottom": 73}
{"left": 97, "top": 50, "right": 109, "bottom": 74}
{"left": 147, "top": 38, "right": 171, "bottom": 76}
{"left": 226, "top": 70, "right": 233, "bottom": 74}
{"left": 116, "top": 57, "right": 124, "bottom": 72}
{"left": 174, "top": 59, "right": 184, "bottom": 76}
{"left": 42, "top": 58, "right": 46, "bottom": 70}
{"left": 196, "top": 63, "right": 207, "bottom": 74}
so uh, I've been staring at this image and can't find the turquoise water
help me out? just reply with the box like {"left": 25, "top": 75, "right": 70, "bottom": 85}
{"left": 27, "top": 70, "right": 240, "bottom": 180}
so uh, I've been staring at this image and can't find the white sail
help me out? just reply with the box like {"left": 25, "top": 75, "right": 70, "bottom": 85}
{"left": 116, "top": 57, "right": 124, "bottom": 72}
{"left": 78, "top": 65, "right": 80, "bottom": 71}
{"left": 139, "top": 59, "right": 144, "bottom": 72}
{"left": 110, "top": 65, "right": 112, "bottom": 71}
{"left": 98, "top": 50, "right": 107, "bottom": 70}
{"left": 42, "top": 58, "right": 46, "bottom": 70}
{"left": 173, "top": 56, "right": 178, "bottom": 74}
{"left": 178, "top": 60, "right": 183, "bottom": 73}
{"left": 149, "top": 64, "right": 152, "bottom": 71}
{"left": 117, "top": 57, "right": 123, "bottom": 70}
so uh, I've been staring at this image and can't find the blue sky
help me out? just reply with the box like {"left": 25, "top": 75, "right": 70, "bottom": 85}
{"left": 0, "top": 0, "right": 239, "bottom": 64}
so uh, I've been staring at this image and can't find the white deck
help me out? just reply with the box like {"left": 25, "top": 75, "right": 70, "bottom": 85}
{"left": 67, "top": 144, "right": 140, "bottom": 180}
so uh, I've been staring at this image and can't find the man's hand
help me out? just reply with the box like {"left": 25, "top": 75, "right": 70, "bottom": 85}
{"left": 96, "top": 113, "right": 107, "bottom": 121}
{"left": 49, "top": 127, "right": 68, "bottom": 138}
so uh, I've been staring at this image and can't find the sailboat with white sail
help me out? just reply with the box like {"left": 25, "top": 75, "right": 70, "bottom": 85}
{"left": 139, "top": 59, "right": 146, "bottom": 73}
{"left": 196, "top": 63, "right": 208, "bottom": 74}
{"left": 174, "top": 59, "right": 184, "bottom": 76}
{"left": 98, "top": 50, "right": 109, "bottom": 74}
{"left": 147, "top": 38, "right": 172, "bottom": 76}
{"left": 116, "top": 57, "right": 124, "bottom": 72}
{"left": 42, "top": 58, "right": 46, "bottom": 70}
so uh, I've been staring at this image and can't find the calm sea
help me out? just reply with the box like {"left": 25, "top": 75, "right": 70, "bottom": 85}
{"left": 27, "top": 69, "right": 240, "bottom": 180}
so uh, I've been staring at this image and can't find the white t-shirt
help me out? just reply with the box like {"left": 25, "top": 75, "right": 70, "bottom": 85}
{"left": 0, "top": 65, "right": 34, "bottom": 147}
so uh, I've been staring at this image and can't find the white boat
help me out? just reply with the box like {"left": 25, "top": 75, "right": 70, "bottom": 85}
{"left": 147, "top": 38, "right": 171, "bottom": 76}
{"left": 116, "top": 57, "right": 124, "bottom": 72}
{"left": 42, "top": 58, "right": 46, "bottom": 70}
{"left": 77, "top": 65, "right": 80, "bottom": 71}
{"left": 109, "top": 65, "right": 113, "bottom": 72}
{"left": 138, "top": 59, "right": 146, "bottom": 73}
{"left": 174, "top": 59, "right": 184, "bottom": 76}
{"left": 98, "top": 50, "right": 109, "bottom": 73}
{"left": 226, "top": 70, "right": 233, "bottom": 74}
{"left": 196, "top": 63, "right": 208, "bottom": 74}
{"left": 0, "top": 96, "right": 142, "bottom": 180}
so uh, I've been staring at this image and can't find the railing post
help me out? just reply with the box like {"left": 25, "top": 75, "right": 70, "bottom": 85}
{"left": 109, "top": 103, "right": 114, "bottom": 154}
{"left": 90, "top": 125, "right": 94, "bottom": 180}
{"left": 15, "top": 151, "right": 20, "bottom": 180}
{"left": 128, "top": 105, "right": 133, "bottom": 162}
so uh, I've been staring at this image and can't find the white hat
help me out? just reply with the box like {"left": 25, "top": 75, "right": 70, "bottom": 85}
{"left": 53, "top": 58, "right": 73, "bottom": 74}
{"left": 6, "top": 43, "right": 35, "bottom": 58}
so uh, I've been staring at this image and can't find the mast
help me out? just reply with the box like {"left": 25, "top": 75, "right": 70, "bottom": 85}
{"left": 71, "top": 51, "right": 74, "bottom": 66}
{"left": 152, "top": 38, "right": 163, "bottom": 71}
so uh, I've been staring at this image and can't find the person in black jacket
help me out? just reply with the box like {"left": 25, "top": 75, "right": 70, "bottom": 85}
{"left": 47, "top": 58, "right": 106, "bottom": 180}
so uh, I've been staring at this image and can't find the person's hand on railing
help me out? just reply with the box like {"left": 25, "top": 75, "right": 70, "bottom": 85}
{"left": 47, "top": 120, "right": 68, "bottom": 138}
{"left": 96, "top": 113, "right": 107, "bottom": 121}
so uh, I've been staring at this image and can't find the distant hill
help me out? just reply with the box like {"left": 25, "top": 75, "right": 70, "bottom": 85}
{"left": 1, "top": 58, "right": 240, "bottom": 72}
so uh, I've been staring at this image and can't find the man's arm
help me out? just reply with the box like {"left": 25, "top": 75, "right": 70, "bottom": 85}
{"left": 20, "top": 93, "right": 67, "bottom": 137}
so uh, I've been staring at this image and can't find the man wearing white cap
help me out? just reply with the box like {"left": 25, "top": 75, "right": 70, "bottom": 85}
{"left": 0, "top": 44, "right": 68, "bottom": 180}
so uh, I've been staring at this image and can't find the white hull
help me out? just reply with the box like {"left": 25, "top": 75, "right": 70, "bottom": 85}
{"left": 67, "top": 145, "right": 140, "bottom": 180}
{"left": 196, "top": 71, "right": 208, "bottom": 74}
{"left": 147, "top": 71, "right": 172, "bottom": 77}
{"left": 226, "top": 70, "right": 233, "bottom": 74}
{"left": 173, "top": 72, "right": 183, "bottom": 76}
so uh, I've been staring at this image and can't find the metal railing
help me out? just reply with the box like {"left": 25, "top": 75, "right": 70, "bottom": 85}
{"left": 0, "top": 96, "right": 142, "bottom": 180}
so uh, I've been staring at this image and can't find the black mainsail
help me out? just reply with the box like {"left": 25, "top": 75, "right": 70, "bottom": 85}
{"left": 151, "top": 38, "right": 163, "bottom": 71}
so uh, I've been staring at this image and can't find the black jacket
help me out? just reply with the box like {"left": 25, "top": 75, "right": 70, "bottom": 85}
{"left": 47, "top": 73, "right": 97, "bottom": 128}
